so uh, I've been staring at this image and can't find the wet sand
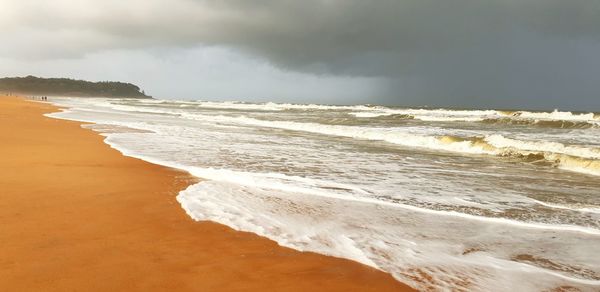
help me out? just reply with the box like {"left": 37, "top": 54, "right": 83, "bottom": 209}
{"left": 0, "top": 96, "right": 413, "bottom": 291}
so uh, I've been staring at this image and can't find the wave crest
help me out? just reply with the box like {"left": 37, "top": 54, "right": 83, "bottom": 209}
{"left": 351, "top": 108, "right": 600, "bottom": 128}
{"left": 437, "top": 134, "right": 600, "bottom": 176}
{"left": 481, "top": 118, "right": 595, "bottom": 129}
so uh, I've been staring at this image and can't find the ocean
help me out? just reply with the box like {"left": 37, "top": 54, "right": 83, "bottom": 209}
{"left": 47, "top": 97, "right": 600, "bottom": 291}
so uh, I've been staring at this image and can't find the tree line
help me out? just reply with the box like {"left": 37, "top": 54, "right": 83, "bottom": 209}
{"left": 0, "top": 76, "right": 150, "bottom": 98}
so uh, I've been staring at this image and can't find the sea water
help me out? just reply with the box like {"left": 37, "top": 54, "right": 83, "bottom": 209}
{"left": 47, "top": 97, "right": 600, "bottom": 291}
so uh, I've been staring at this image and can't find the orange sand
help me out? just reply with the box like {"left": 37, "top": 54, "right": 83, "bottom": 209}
{"left": 0, "top": 96, "right": 414, "bottom": 291}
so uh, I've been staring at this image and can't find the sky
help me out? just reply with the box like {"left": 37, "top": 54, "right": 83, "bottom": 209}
{"left": 1, "top": 0, "right": 599, "bottom": 110}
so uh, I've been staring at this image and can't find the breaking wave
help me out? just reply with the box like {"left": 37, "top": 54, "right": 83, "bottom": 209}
{"left": 437, "top": 135, "right": 600, "bottom": 176}
{"left": 175, "top": 113, "right": 600, "bottom": 176}
{"left": 350, "top": 108, "right": 600, "bottom": 128}
{"left": 118, "top": 99, "right": 600, "bottom": 129}
{"left": 143, "top": 100, "right": 382, "bottom": 112}
{"left": 481, "top": 118, "right": 596, "bottom": 129}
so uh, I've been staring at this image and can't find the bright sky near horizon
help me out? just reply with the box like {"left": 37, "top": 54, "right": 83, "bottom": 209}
{"left": 1, "top": 0, "right": 599, "bottom": 110}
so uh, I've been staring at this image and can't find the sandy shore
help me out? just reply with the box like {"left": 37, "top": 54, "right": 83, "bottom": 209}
{"left": 0, "top": 96, "right": 413, "bottom": 291}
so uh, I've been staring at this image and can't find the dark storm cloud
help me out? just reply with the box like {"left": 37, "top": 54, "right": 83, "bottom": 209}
{"left": 2, "top": 0, "right": 600, "bottom": 109}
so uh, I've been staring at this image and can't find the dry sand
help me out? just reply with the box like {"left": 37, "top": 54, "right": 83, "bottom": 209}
{"left": 0, "top": 96, "right": 414, "bottom": 291}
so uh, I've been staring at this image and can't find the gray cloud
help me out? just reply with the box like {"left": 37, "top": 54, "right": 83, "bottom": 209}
{"left": 1, "top": 0, "right": 600, "bottom": 109}
{"left": 0, "top": 47, "right": 386, "bottom": 104}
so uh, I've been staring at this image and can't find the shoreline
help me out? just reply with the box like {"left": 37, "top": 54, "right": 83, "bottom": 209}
{"left": 0, "top": 96, "right": 413, "bottom": 291}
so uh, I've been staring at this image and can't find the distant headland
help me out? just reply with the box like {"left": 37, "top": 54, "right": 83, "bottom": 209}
{"left": 0, "top": 76, "right": 150, "bottom": 98}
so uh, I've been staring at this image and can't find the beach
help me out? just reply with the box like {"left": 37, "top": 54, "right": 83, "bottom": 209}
{"left": 0, "top": 96, "right": 413, "bottom": 291}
